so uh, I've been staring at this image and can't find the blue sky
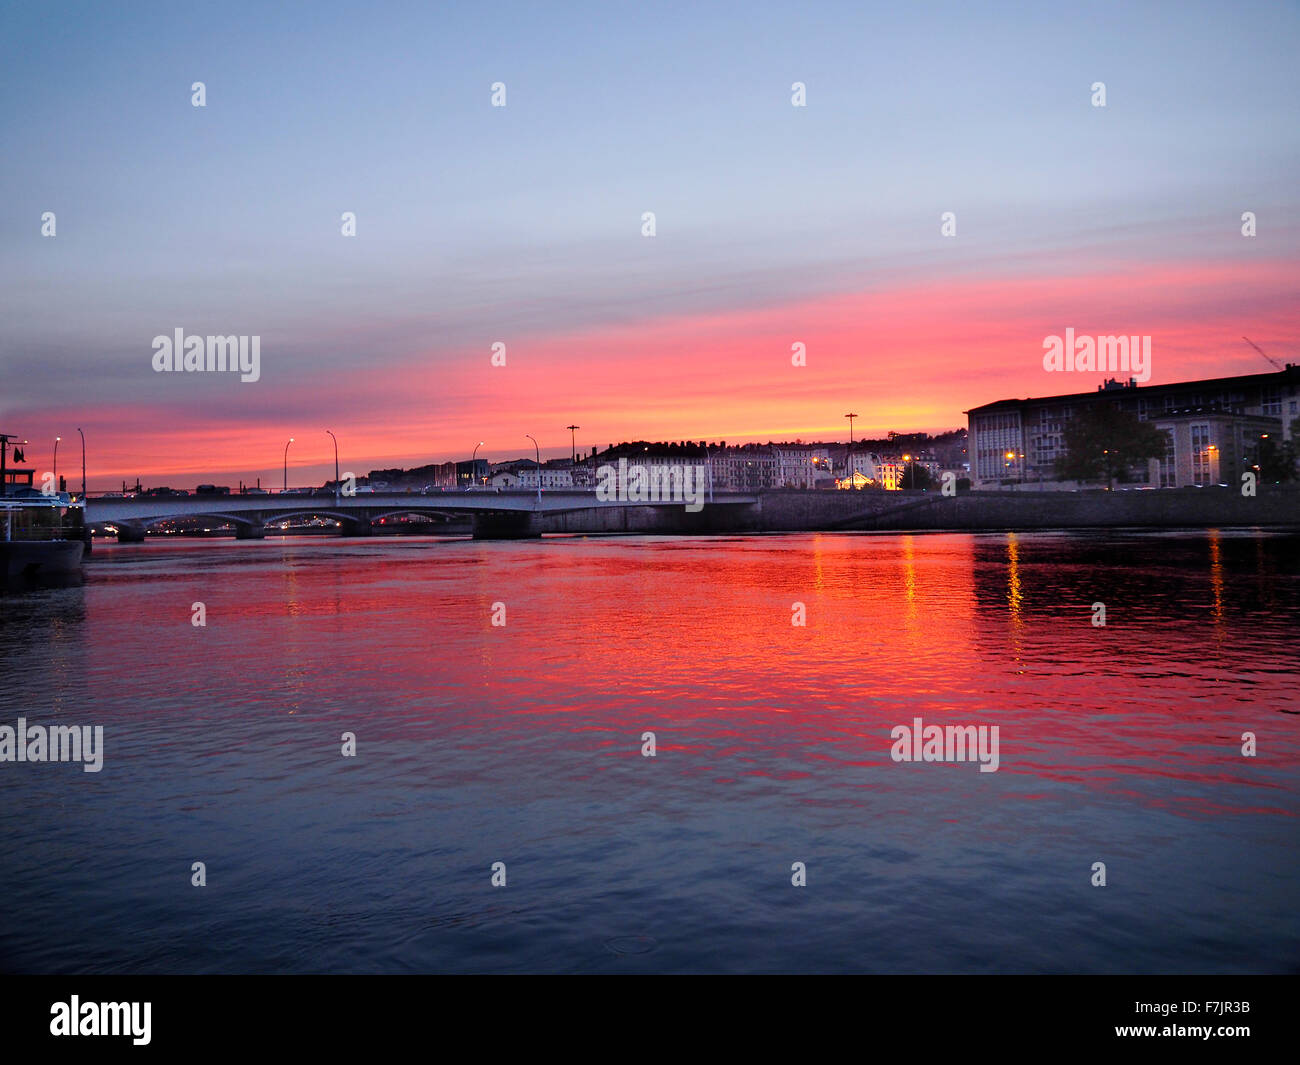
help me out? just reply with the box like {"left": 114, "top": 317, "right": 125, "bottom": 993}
{"left": 2, "top": 1, "right": 1297, "bottom": 483}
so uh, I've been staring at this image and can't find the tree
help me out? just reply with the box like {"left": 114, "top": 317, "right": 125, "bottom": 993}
{"left": 1055, "top": 403, "right": 1168, "bottom": 487}
{"left": 1253, "top": 423, "right": 1299, "bottom": 483}
{"left": 899, "top": 462, "right": 933, "bottom": 490}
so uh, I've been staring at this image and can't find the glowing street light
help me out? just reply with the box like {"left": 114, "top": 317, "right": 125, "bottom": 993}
{"left": 283, "top": 437, "right": 294, "bottom": 492}
{"left": 326, "top": 430, "right": 339, "bottom": 502}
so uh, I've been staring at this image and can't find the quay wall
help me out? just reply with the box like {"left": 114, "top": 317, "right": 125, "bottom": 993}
{"left": 536, "top": 487, "right": 1300, "bottom": 535}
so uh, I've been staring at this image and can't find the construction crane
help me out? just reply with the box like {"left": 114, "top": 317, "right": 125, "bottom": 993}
{"left": 1243, "top": 336, "right": 1284, "bottom": 371}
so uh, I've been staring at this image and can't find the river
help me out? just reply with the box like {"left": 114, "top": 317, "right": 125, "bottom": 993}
{"left": 1, "top": 530, "right": 1296, "bottom": 973}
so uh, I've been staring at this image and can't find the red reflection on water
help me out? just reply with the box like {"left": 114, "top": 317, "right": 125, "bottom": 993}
{"left": 75, "top": 533, "right": 1300, "bottom": 818}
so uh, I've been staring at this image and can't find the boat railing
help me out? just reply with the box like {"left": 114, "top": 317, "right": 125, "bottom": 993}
{"left": 1, "top": 499, "right": 86, "bottom": 542}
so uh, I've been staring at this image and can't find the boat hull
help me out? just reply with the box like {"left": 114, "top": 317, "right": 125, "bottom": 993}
{"left": 0, "top": 539, "right": 85, "bottom": 580}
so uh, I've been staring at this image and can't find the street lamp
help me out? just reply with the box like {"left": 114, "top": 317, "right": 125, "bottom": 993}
{"left": 525, "top": 434, "right": 541, "bottom": 503}
{"left": 76, "top": 428, "right": 86, "bottom": 499}
{"left": 844, "top": 413, "right": 859, "bottom": 488}
{"left": 566, "top": 424, "right": 580, "bottom": 464}
{"left": 325, "top": 430, "right": 339, "bottom": 502}
{"left": 53, "top": 436, "right": 61, "bottom": 490}
{"left": 903, "top": 453, "right": 913, "bottom": 490}
{"left": 283, "top": 437, "right": 294, "bottom": 492}
{"left": 471, "top": 441, "right": 485, "bottom": 487}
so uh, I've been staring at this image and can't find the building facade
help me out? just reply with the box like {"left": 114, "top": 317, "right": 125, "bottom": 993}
{"left": 591, "top": 444, "right": 710, "bottom": 494}
{"left": 711, "top": 444, "right": 780, "bottom": 491}
{"left": 774, "top": 445, "right": 832, "bottom": 488}
{"left": 967, "top": 367, "right": 1299, "bottom": 489}
{"left": 455, "top": 459, "right": 490, "bottom": 487}
{"left": 516, "top": 465, "right": 574, "bottom": 489}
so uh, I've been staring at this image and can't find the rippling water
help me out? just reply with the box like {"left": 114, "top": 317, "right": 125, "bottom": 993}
{"left": 1, "top": 530, "right": 1297, "bottom": 973}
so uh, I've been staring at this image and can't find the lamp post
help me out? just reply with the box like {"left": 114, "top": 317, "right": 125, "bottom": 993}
{"left": 525, "top": 434, "right": 541, "bottom": 503}
{"left": 844, "top": 413, "right": 858, "bottom": 487}
{"left": 903, "top": 453, "right": 912, "bottom": 491}
{"left": 283, "top": 437, "right": 294, "bottom": 492}
{"left": 53, "top": 436, "right": 61, "bottom": 491}
{"left": 326, "top": 430, "right": 339, "bottom": 503}
{"left": 76, "top": 428, "right": 85, "bottom": 499}
{"left": 471, "top": 441, "right": 484, "bottom": 488}
{"left": 566, "top": 424, "right": 580, "bottom": 464}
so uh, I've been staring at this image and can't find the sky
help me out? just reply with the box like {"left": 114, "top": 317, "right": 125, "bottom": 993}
{"left": 2, "top": 0, "right": 1298, "bottom": 489}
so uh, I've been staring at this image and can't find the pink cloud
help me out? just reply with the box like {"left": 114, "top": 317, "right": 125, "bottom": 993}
{"left": 12, "top": 257, "right": 1298, "bottom": 487}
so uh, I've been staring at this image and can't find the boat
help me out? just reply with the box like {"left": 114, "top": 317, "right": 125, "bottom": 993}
{"left": 1, "top": 494, "right": 87, "bottom": 580}
{"left": 0, "top": 430, "right": 86, "bottom": 581}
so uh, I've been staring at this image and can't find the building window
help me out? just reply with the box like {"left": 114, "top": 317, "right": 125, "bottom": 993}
{"left": 1191, "top": 424, "right": 1211, "bottom": 484}
{"left": 1160, "top": 432, "right": 1176, "bottom": 487}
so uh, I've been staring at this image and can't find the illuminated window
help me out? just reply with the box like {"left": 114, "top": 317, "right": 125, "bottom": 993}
{"left": 1191, "top": 424, "right": 1211, "bottom": 483}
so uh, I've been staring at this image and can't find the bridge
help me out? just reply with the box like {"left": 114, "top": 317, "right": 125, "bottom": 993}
{"left": 79, "top": 485, "right": 1300, "bottom": 541}
{"left": 86, "top": 489, "right": 760, "bottom": 540}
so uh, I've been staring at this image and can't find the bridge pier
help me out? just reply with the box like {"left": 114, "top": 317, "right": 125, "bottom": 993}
{"left": 337, "top": 518, "right": 373, "bottom": 537}
{"left": 472, "top": 510, "right": 542, "bottom": 540}
{"left": 115, "top": 524, "right": 146, "bottom": 543}
{"left": 234, "top": 523, "right": 266, "bottom": 540}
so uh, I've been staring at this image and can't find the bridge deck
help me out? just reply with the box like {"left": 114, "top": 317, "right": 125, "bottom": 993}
{"left": 87, "top": 489, "right": 758, "bottom": 526}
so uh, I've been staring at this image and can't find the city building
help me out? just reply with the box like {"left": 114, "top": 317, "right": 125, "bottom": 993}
{"left": 592, "top": 443, "right": 710, "bottom": 493}
{"left": 456, "top": 458, "right": 490, "bottom": 487}
{"left": 516, "top": 464, "right": 574, "bottom": 489}
{"left": 846, "top": 447, "right": 880, "bottom": 481}
{"left": 774, "top": 445, "right": 832, "bottom": 488}
{"left": 966, "top": 367, "right": 1299, "bottom": 489}
{"left": 876, "top": 459, "right": 904, "bottom": 490}
{"left": 711, "top": 444, "right": 780, "bottom": 491}
{"left": 831, "top": 446, "right": 917, "bottom": 490}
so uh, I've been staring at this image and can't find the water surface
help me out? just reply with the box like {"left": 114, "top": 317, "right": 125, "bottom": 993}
{"left": 1, "top": 530, "right": 1296, "bottom": 973}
